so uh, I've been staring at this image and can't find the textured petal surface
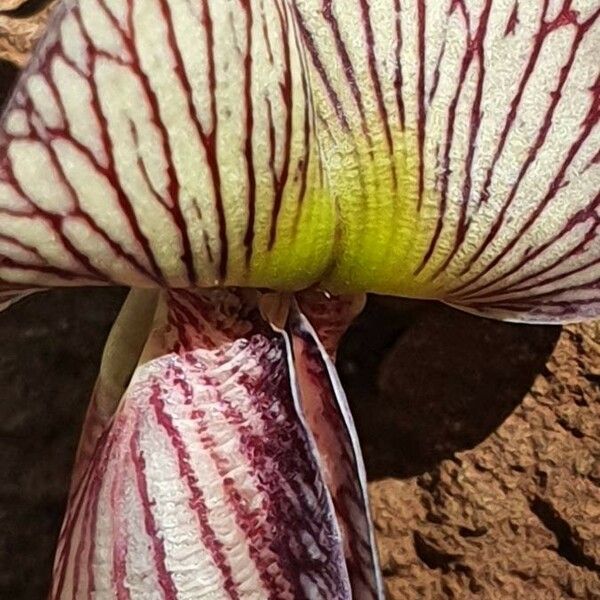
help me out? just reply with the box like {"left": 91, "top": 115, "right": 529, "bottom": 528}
{"left": 52, "top": 289, "right": 382, "bottom": 599}
{"left": 0, "top": 1, "right": 598, "bottom": 322}
{"left": 0, "top": 0, "right": 335, "bottom": 291}
{"left": 290, "top": 297, "right": 383, "bottom": 599}
{"left": 290, "top": 0, "right": 600, "bottom": 322}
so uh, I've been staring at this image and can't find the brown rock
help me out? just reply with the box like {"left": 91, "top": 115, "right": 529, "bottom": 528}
{"left": 0, "top": 0, "right": 57, "bottom": 68}
{"left": 343, "top": 303, "right": 600, "bottom": 599}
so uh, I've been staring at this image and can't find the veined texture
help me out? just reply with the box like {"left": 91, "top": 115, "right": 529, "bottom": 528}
{"left": 52, "top": 289, "right": 382, "bottom": 600}
{"left": 289, "top": 305, "right": 383, "bottom": 598}
{"left": 292, "top": 0, "right": 600, "bottom": 321}
{"left": 0, "top": 0, "right": 599, "bottom": 322}
{"left": 0, "top": 0, "right": 335, "bottom": 291}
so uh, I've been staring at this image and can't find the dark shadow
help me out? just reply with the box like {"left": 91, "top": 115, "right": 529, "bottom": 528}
{"left": 0, "top": 0, "right": 56, "bottom": 19}
{"left": 0, "top": 289, "right": 126, "bottom": 600}
{"left": 0, "top": 289, "right": 565, "bottom": 598}
{"left": 338, "top": 296, "right": 562, "bottom": 481}
{"left": 0, "top": 59, "right": 20, "bottom": 109}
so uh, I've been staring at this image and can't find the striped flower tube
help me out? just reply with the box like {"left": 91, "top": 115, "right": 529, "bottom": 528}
{"left": 0, "top": 0, "right": 598, "bottom": 598}
{"left": 50, "top": 289, "right": 380, "bottom": 599}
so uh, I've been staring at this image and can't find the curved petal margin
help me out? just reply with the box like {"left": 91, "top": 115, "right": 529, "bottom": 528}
{"left": 51, "top": 289, "right": 382, "bottom": 599}
{"left": 289, "top": 296, "right": 383, "bottom": 599}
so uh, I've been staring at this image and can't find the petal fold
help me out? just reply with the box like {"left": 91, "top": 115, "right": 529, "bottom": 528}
{"left": 4, "top": 0, "right": 596, "bottom": 322}
{"left": 289, "top": 296, "right": 384, "bottom": 599}
{"left": 53, "top": 289, "right": 383, "bottom": 599}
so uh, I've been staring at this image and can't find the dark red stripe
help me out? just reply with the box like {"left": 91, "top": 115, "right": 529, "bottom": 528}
{"left": 268, "top": 2, "right": 293, "bottom": 250}
{"left": 504, "top": 1, "right": 519, "bottom": 36}
{"left": 0, "top": 232, "right": 44, "bottom": 260}
{"left": 130, "top": 426, "right": 179, "bottom": 599}
{"left": 291, "top": 9, "right": 313, "bottom": 237}
{"left": 64, "top": 10, "right": 167, "bottom": 284}
{"left": 465, "top": 286, "right": 599, "bottom": 311}
{"left": 121, "top": 1, "right": 197, "bottom": 284}
{"left": 428, "top": 38, "right": 446, "bottom": 107}
{"left": 393, "top": 0, "right": 405, "bottom": 130}
{"left": 416, "top": 0, "right": 426, "bottom": 211}
{"left": 259, "top": 0, "right": 275, "bottom": 64}
{"left": 453, "top": 86, "right": 599, "bottom": 300}
{"left": 425, "top": 0, "right": 493, "bottom": 279}
{"left": 469, "top": 253, "right": 600, "bottom": 303}
{"left": 2, "top": 160, "right": 106, "bottom": 280}
{"left": 0, "top": 255, "right": 84, "bottom": 279}
{"left": 149, "top": 384, "right": 241, "bottom": 600}
{"left": 198, "top": 0, "right": 229, "bottom": 280}
{"left": 454, "top": 6, "right": 599, "bottom": 290}
{"left": 292, "top": 4, "right": 350, "bottom": 131}
{"left": 241, "top": 0, "right": 258, "bottom": 264}
{"left": 358, "top": 0, "right": 395, "bottom": 163}
{"left": 322, "top": 0, "right": 371, "bottom": 145}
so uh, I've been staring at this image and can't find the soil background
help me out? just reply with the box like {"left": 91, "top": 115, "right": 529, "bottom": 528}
{"left": 0, "top": 290, "right": 598, "bottom": 599}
